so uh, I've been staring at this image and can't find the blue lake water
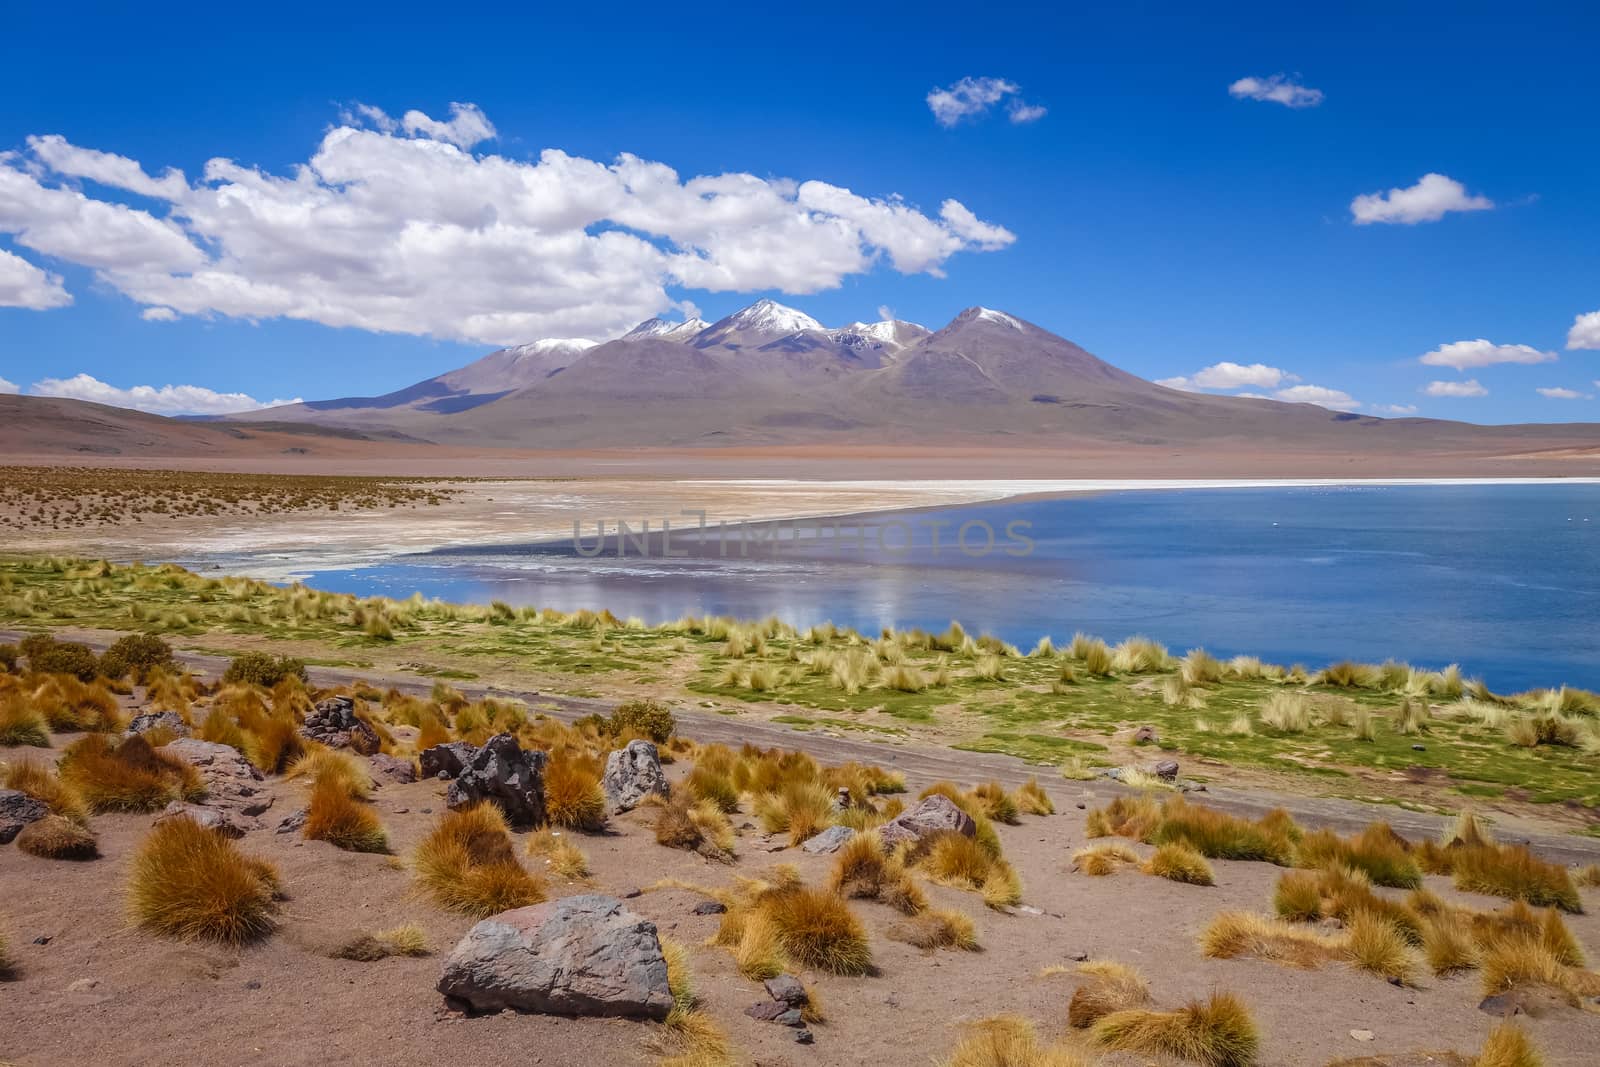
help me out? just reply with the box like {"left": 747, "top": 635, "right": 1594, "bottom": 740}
{"left": 288, "top": 484, "right": 1600, "bottom": 692}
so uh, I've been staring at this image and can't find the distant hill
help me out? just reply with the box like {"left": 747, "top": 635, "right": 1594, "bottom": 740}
{"left": 234, "top": 299, "right": 1600, "bottom": 453}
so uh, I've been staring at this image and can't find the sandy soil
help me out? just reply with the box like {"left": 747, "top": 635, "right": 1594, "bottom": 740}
{"left": 4, "top": 672, "right": 1600, "bottom": 1067}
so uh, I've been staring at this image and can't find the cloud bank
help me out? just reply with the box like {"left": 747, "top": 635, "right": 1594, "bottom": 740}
{"left": 1419, "top": 339, "right": 1557, "bottom": 371}
{"left": 28, "top": 373, "right": 300, "bottom": 415}
{"left": 0, "top": 104, "right": 1016, "bottom": 346}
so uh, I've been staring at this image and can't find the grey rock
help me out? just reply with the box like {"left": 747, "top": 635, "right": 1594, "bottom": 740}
{"left": 691, "top": 900, "right": 726, "bottom": 916}
{"left": 276, "top": 808, "right": 309, "bottom": 834}
{"left": 601, "top": 740, "right": 669, "bottom": 813}
{"left": 877, "top": 794, "right": 976, "bottom": 850}
{"left": 446, "top": 733, "right": 547, "bottom": 827}
{"left": 300, "top": 696, "right": 381, "bottom": 755}
{"left": 800, "top": 825, "right": 856, "bottom": 855}
{"left": 1132, "top": 725, "right": 1159, "bottom": 745}
{"left": 157, "top": 802, "right": 247, "bottom": 839}
{"left": 420, "top": 741, "right": 479, "bottom": 781}
{"left": 127, "top": 711, "right": 190, "bottom": 738}
{"left": 159, "top": 738, "right": 275, "bottom": 818}
{"left": 370, "top": 754, "right": 418, "bottom": 784}
{"left": 1150, "top": 759, "right": 1180, "bottom": 781}
{"left": 437, "top": 895, "right": 672, "bottom": 1019}
{"left": 775, "top": 1008, "right": 804, "bottom": 1027}
{"left": 794, "top": 1028, "right": 814, "bottom": 1044}
{"left": 764, "top": 974, "right": 807, "bottom": 1008}
{"left": 0, "top": 789, "right": 49, "bottom": 844}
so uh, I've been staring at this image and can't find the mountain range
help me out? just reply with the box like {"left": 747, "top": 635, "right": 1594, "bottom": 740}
{"left": 236, "top": 299, "right": 1471, "bottom": 449}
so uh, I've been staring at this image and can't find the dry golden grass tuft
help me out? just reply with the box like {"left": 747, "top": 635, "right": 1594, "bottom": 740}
{"left": 759, "top": 884, "right": 872, "bottom": 975}
{"left": 886, "top": 907, "right": 979, "bottom": 952}
{"left": 284, "top": 747, "right": 373, "bottom": 798}
{"left": 15, "top": 814, "right": 98, "bottom": 860}
{"left": 1274, "top": 865, "right": 1423, "bottom": 943}
{"left": 0, "top": 693, "right": 50, "bottom": 747}
{"left": 3, "top": 759, "right": 88, "bottom": 821}
{"left": 829, "top": 831, "right": 926, "bottom": 915}
{"left": 653, "top": 794, "right": 737, "bottom": 863}
{"left": 1474, "top": 1021, "right": 1545, "bottom": 1067}
{"left": 332, "top": 923, "right": 431, "bottom": 961}
{"left": 1143, "top": 841, "right": 1216, "bottom": 886}
{"left": 1090, "top": 991, "right": 1259, "bottom": 1067}
{"left": 1200, "top": 911, "right": 1346, "bottom": 969}
{"left": 127, "top": 816, "right": 280, "bottom": 944}
{"left": 1344, "top": 911, "right": 1421, "bottom": 984}
{"left": 304, "top": 777, "right": 389, "bottom": 853}
{"left": 1294, "top": 823, "right": 1422, "bottom": 888}
{"left": 1073, "top": 841, "right": 1140, "bottom": 877}
{"left": 412, "top": 804, "right": 546, "bottom": 917}
{"left": 753, "top": 781, "right": 836, "bottom": 846}
{"left": 1016, "top": 777, "right": 1055, "bottom": 815}
{"left": 942, "top": 1014, "right": 1092, "bottom": 1067}
{"left": 543, "top": 754, "right": 607, "bottom": 831}
{"left": 59, "top": 733, "right": 203, "bottom": 812}
{"left": 525, "top": 828, "right": 590, "bottom": 879}
{"left": 1067, "top": 960, "right": 1150, "bottom": 1028}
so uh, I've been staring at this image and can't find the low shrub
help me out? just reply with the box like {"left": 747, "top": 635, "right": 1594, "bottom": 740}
{"left": 127, "top": 817, "right": 280, "bottom": 943}
{"left": 221, "top": 652, "right": 307, "bottom": 689}
{"left": 24, "top": 638, "right": 100, "bottom": 681}
{"left": 304, "top": 778, "right": 388, "bottom": 853}
{"left": 98, "top": 634, "right": 175, "bottom": 682}
{"left": 16, "top": 814, "right": 99, "bottom": 860}
{"left": 1143, "top": 842, "right": 1215, "bottom": 886}
{"left": 1090, "top": 992, "right": 1259, "bottom": 1067}
{"left": 412, "top": 804, "right": 546, "bottom": 917}
{"left": 59, "top": 733, "right": 204, "bottom": 812}
{"left": 606, "top": 698, "right": 675, "bottom": 743}
{"left": 1067, "top": 960, "right": 1150, "bottom": 1028}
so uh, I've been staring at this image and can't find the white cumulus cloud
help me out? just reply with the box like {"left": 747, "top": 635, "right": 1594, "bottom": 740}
{"left": 1158, "top": 361, "right": 1298, "bottom": 392}
{"left": 1, "top": 107, "right": 1015, "bottom": 346}
{"left": 1371, "top": 403, "right": 1419, "bottom": 415}
{"left": 1350, "top": 173, "right": 1493, "bottom": 225}
{"left": 926, "top": 77, "right": 1044, "bottom": 126}
{"left": 1568, "top": 310, "right": 1600, "bottom": 350}
{"left": 28, "top": 373, "right": 301, "bottom": 415}
{"left": 1228, "top": 74, "right": 1324, "bottom": 108}
{"left": 0, "top": 376, "right": 19, "bottom": 394}
{"left": 398, "top": 102, "right": 497, "bottom": 149}
{"left": 0, "top": 247, "right": 72, "bottom": 309}
{"left": 1274, "top": 384, "right": 1360, "bottom": 411}
{"left": 1425, "top": 379, "right": 1489, "bottom": 398}
{"left": 141, "top": 306, "right": 178, "bottom": 322}
{"left": 1419, "top": 338, "right": 1557, "bottom": 371}
{"left": 1537, "top": 386, "right": 1590, "bottom": 400}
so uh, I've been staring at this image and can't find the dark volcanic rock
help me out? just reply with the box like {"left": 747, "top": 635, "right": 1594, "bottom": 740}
{"left": 445, "top": 733, "right": 547, "bottom": 827}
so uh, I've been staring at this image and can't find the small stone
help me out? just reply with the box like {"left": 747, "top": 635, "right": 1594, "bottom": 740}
{"left": 764, "top": 974, "right": 807, "bottom": 1007}
{"left": 158, "top": 802, "right": 249, "bottom": 839}
{"left": 794, "top": 1028, "right": 814, "bottom": 1045}
{"left": 244, "top": 980, "right": 262, "bottom": 990}
{"left": 775, "top": 1008, "right": 804, "bottom": 1027}
{"left": 1067, "top": 950, "right": 1089, "bottom": 962}
{"left": 1411, "top": 744, "right": 1426, "bottom": 751}
{"left": 691, "top": 900, "right": 726, "bottom": 916}
{"left": 1132, "top": 725, "right": 1159, "bottom": 745}
{"left": 1150, "top": 759, "right": 1179, "bottom": 781}
{"left": 33, "top": 935, "right": 52, "bottom": 945}
{"left": 370, "top": 754, "right": 418, "bottom": 784}
{"left": 1075, "top": 802, "right": 1087, "bottom": 810}
{"left": 621, "top": 887, "right": 643, "bottom": 899}
{"left": 127, "top": 710, "right": 190, "bottom": 738}
{"left": 0, "top": 789, "right": 49, "bottom": 844}
{"left": 1350, "top": 1030, "right": 1374, "bottom": 1042}
{"left": 276, "top": 808, "right": 309, "bottom": 834}
{"left": 392, "top": 807, "right": 410, "bottom": 815}
{"left": 67, "top": 978, "right": 100, "bottom": 993}
{"left": 800, "top": 825, "right": 856, "bottom": 855}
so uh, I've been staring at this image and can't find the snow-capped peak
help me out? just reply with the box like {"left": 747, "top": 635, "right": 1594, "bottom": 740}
{"left": 624, "top": 317, "right": 709, "bottom": 342}
{"left": 723, "top": 298, "right": 825, "bottom": 336}
{"left": 506, "top": 337, "right": 598, "bottom": 358}
{"left": 834, "top": 319, "right": 930, "bottom": 347}
{"left": 969, "top": 307, "right": 1024, "bottom": 330}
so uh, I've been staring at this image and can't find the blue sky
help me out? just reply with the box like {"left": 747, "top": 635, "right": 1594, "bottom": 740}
{"left": 1, "top": 1, "right": 1597, "bottom": 422}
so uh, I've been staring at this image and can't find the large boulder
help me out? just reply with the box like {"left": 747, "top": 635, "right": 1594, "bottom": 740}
{"left": 446, "top": 733, "right": 547, "bottom": 828}
{"left": 127, "top": 710, "right": 190, "bottom": 738}
{"left": 0, "top": 789, "right": 49, "bottom": 845}
{"left": 877, "top": 794, "right": 977, "bottom": 850}
{"left": 300, "top": 696, "right": 381, "bottom": 755}
{"left": 438, "top": 895, "right": 673, "bottom": 1020}
{"left": 158, "top": 738, "right": 274, "bottom": 819}
{"left": 420, "top": 741, "right": 479, "bottom": 781}
{"left": 800, "top": 825, "right": 856, "bottom": 855}
{"left": 601, "top": 740, "right": 669, "bottom": 813}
